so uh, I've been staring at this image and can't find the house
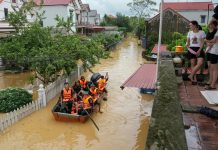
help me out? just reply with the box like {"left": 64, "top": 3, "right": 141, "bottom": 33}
{"left": 80, "top": 4, "right": 100, "bottom": 25}
{"left": 0, "top": 0, "right": 23, "bottom": 36}
{"left": 81, "top": 9, "right": 100, "bottom": 25}
{"left": 162, "top": 1, "right": 214, "bottom": 25}
{"left": 146, "top": 8, "right": 190, "bottom": 49}
{"left": 34, "top": 0, "right": 82, "bottom": 32}
{"left": 77, "top": 3, "right": 102, "bottom": 34}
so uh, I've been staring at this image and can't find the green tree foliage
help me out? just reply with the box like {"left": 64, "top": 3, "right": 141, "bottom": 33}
{"left": 167, "top": 32, "right": 187, "bottom": 51}
{"left": 0, "top": 2, "right": 121, "bottom": 85}
{"left": 0, "top": 88, "right": 32, "bottom": 113}
{"left": 55, "top": 15, "right": 75, "bottom": 34}
{"left": 127, "top": 0, "right": 157, "bottom": 38}
{"left": 127, "top": 0, "right": 157, "bottom": 18}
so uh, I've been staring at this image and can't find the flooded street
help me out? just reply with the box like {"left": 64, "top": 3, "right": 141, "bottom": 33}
{"left": 0, "top": 37, "right": 153, "bottom": 150}
{"left": 0, "top": 71, "right": 32, "bottom": 89}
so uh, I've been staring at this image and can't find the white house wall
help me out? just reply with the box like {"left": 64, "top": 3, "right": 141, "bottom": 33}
{"left": 0, "top": 0, "right": 23, "bottom": 21}
{"left": 36, "top": 6, "right": 67, "bottom": 27}
{"left": 177, "top": 10, "right": 214, "bottom": 25}
{"left": 81, "top": 11, "right": 100, "bottom": 25}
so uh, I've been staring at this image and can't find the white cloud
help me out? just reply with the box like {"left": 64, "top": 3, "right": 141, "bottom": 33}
{"left": 83, "top": 0, "right": 216, "bottom": 18}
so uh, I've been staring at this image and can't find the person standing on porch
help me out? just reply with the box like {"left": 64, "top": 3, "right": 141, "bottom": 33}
{"left": 205, "top": 20, "right": 218, "bottom": 90}
{"left": 186, "top": 21, "right": 206, "bottom": 84}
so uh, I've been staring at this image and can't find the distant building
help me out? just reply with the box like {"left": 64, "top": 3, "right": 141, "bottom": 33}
{"left": 77, "top": 3, "right": 102, "bottom": 35}
{"left": 80, "top": 4, "right": 100, "bottom": 25}
{"left": 146, "top": 8, "right": 190, "bottom": 49}
{"left": 162, "top": 1, "right": 214, "bottom": 25}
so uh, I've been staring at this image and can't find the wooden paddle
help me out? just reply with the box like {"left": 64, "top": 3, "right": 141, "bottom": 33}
{"left": 83, "top": 109, "right": 100, "bottom": 131}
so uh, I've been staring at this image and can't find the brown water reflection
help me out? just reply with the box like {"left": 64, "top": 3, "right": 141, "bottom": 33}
{"left": 0, "top": 71, "right": 33, "bottom": 89}
{"left": 0, "top": 36, "right": 154, "bottom": 150}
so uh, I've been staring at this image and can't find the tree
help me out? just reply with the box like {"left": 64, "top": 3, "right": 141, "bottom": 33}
{"left": 127, "top": 0, "right": 157, "bottom": 38}
{"left": 8, "top": 0, "right": 44, "bottom": 32}
{"left": 0, "top": 1, "right": 114, "bottom": 85}
{"left": 127, "top": 0, "right": 157, "bottom": 18}
{"left": 55, "top": 15, "right": 75, "bottom": 35}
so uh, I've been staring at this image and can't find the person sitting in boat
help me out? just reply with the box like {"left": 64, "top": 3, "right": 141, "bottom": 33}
{"left": 82, "top": 93, "right": 93, "bottom": 109}
{"left": 89, "top": 84, "right": 99, "bottom": 103}
{"left": 79, "top": 76, "right": 89, "bottom": 91}
{"left": 60, "top": 82, "right": 74, "bottom": 113}
{"left": 98, "top": 73, "right": 109, "bottom": 93}
{"left": 73, "top": 81, "right": 82, "bottom": 94}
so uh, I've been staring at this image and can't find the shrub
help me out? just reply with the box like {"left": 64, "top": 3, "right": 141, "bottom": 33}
{"left": 0, "top": 88, "right": 32, "bottom": 113}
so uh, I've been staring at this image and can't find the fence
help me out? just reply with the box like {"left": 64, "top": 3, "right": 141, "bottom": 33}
{"left": 0, "top": 85, "right": 45, "bottom": 132}
{"left": 45, "top": 65, "right": 84, "bottom": 102}
{"left": 0, "top": 65, "right": 84, "bottom": 132}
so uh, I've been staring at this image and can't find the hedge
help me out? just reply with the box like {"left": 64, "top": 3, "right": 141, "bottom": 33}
{"left": 0, "top": 88, "right": 32, "bottom": 113}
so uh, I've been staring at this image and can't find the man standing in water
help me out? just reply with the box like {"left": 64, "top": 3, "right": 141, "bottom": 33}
{"left": 60, "top": 82, "right": 74, "bottom": 113}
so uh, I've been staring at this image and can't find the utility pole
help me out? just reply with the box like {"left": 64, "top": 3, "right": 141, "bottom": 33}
{"left": 156, "top": 0, "right": 163, "bottom": 84}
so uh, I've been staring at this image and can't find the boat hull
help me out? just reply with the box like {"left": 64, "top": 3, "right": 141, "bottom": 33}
{"left": 51, "top": 93, "right": 105, "bottom": 123}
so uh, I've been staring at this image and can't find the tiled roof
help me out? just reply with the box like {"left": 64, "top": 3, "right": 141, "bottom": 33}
{"left": 151, "top": 44, "right": 168, "bottom": 54}
{"left": 120, "top": 64, "right": 157, "bottom": 90}
{"left": 162, "top": 1, "right": 214, "bottom": 11}
{"left": 34, "top": 0, "right": 73, "bottom": 6}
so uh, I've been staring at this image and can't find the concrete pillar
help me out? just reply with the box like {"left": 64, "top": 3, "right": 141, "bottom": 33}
{"left": 38, "top": 84, "right": 46, "bottom": 107}
{"left": 77, "top": 65, "right": 80, "bottom": 79}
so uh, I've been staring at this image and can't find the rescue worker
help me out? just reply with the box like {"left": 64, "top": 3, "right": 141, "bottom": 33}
{"left": 98, "top": 73, "right": 109, "bottom": 93}
{"left": 79, "top": 76, "right": 89, "bottom": 91}
{"left": 73, "top": 81, "right": 82, "bottom": 94}
{"left": 89, "top": 84, "right": 99, "bottom": 103}
{"left": 82, "top": 94, "right": 93, "bottom": 109}
{"left": 60, "top": 82, "right": 74, "bottom": 113}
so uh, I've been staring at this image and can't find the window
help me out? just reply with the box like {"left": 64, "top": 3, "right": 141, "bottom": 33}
{"left": 200, "top": 15, "right": 206, "bottom": 24}
{"left": 70, "top": 11, "right": 74, "bottom": 21}
{"left": 4, "top": 8, "right": 8, "bottom": 20}
{"left": 12, "top": 0, "right": 16, "bottom": 3}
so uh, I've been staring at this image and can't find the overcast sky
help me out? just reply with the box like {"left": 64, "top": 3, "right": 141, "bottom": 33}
{"left": 83, "top": 0, "right": 218, "bottom": 17}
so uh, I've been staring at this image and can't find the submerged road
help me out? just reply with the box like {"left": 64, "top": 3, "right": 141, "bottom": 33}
{"left": 0, "top": 36, "right": 153, "bottom": 150}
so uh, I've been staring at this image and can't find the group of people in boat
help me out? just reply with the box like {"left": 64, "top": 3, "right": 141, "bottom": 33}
{"left": 59, "top": 74, "right": 108, "bottom": 115}
{"left": 186, "top": 14, "right": 218, "bottom": 90}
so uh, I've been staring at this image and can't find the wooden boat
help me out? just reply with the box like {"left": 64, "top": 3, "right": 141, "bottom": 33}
{"left": 51, "top": 93, "right": 104, "bottom": 123}
{"left": 52, "top": 72, "right": 107, "bottom": 123}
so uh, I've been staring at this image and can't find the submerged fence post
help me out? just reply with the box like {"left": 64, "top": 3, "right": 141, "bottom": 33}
{"left": 38, "top": 84, "right": 46, "bottom": 107}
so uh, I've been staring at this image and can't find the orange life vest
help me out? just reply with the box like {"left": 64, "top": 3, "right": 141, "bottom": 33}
{"left": 83, "top": 95, "right": 92, "bottom": 105}
{"left": 90, "top": 88, "right": 98, "bottom": 103}
{"left": 90, "top": 88, "right": 98, "bottom": 95}
{"left": 63, "top": 88, "right": 72, "bottom": 102}
{"left": 98, "top": 79, "right": 106, "bottom": 91}
{"left": 79, "top": 79, "right": 87, "bottom": 88}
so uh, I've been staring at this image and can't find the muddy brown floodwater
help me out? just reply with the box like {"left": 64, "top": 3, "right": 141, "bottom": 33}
{"left": 0, "top": 36, "right": 154, "bottom": 150}
{"left": 0, "top": 71, "right": 33, "bottom": 89}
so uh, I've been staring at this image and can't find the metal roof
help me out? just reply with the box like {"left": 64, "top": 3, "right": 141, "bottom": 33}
{"left": 34, "top": 0, "right": 73, "bottom": 6}
{"left": 162, "top": 1, "right": 214, "bottom": 11}
{"left": 151, "top": 44, "right": 168, "bottom": 54}
{"left": 120, "top": 64, "right": 157, "bottom": 90}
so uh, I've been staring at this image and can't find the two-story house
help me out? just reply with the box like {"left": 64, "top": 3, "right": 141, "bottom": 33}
{"left": 34, "top": 0, "right": 82, "bottom": 33}
{"left": 162, "top": 1, "right": 214, "bottom": 25}
{"left": 80, "top": 4, "right": 100, "bottom": 25}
